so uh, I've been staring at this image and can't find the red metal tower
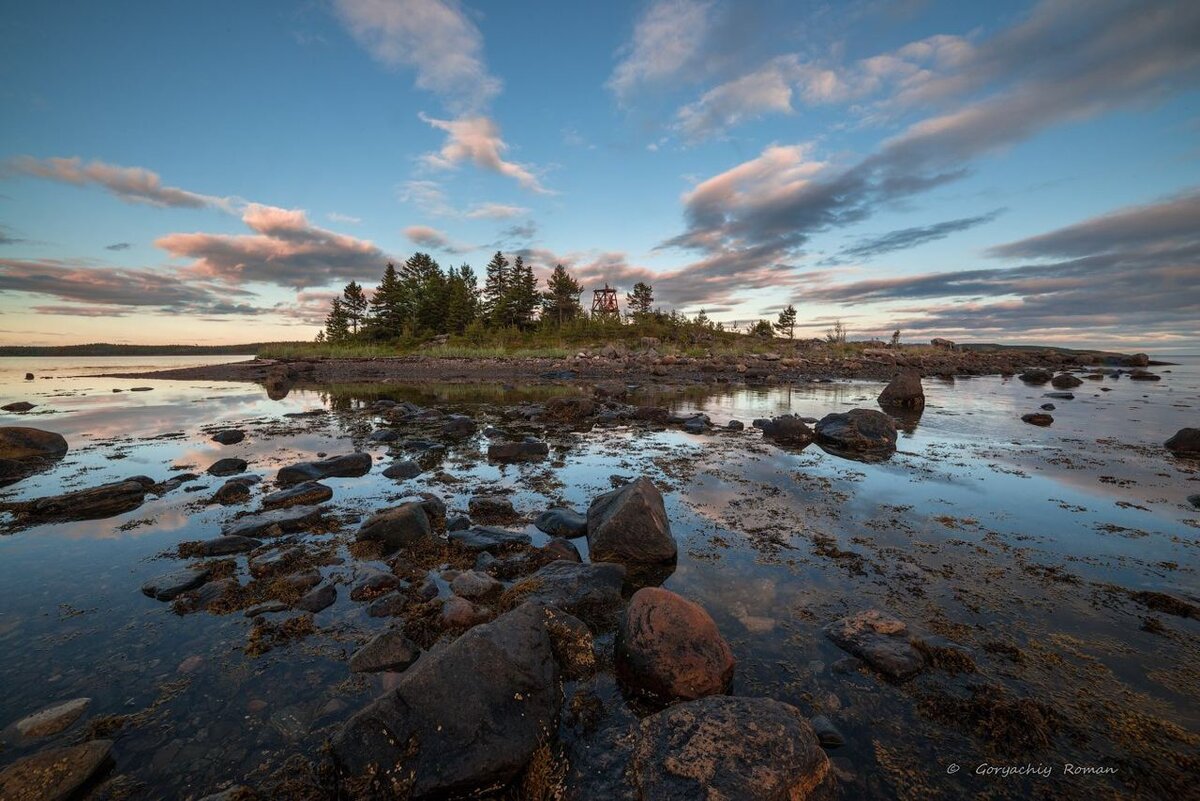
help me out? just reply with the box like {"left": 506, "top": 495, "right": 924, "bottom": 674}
{"left": 591, "top": 284, "right": 619, "bottom": 318}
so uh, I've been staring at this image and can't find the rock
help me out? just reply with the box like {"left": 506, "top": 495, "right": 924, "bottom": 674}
{"left": 824, "top": 610, "right": 924, "bottom": 680}
{"left": 542, "top": 537, "right": 582, "bottom": 562}
{"left": 877, "top": 369, "right": 925, "bottom": 409}
{"left": 727, "top": 419, "right": 745, "bottom": 431}
{"left": 349, "top": 629, "right": 421, "bottom": 673}
{"left": 441, "top": 414, "right": 477, "bottom": 438}
{"left": 809, "top": 715, "right": 846, "bottom": 748}
{"left": 1129, "top": 369, "right": 1161, "bottom": 381}
{"left": 447, "top": 514, "right": 471, "bottom": 532}
{"left": 276, "top": 452, "right": 371, "bottom": 485}
{"left": 1051, "top": 373, "right": 1083, "bottom": 389}
{"left": 261, "top": 481, "right": 332, "bottom": 509}
{"left": 368, "top": 428, "right": 400, "bottom": 443}
{"left": 468, "top": 494, "right": 518, "bottom": 523}
{"left": 534, "top": 507, "right": 587, "bottom": 538}
{"left": 1040, "top": 403, "right": 1056, "bottom": 411}
{"left": 206, "top": 457, "right": 248, "bottom": 477}
{"left": 197, "top": 787, "right": 256, "bottom": 801}
{"left": 519, "top": 560, "right": 626, "bottom": 629}
{"left": 681, "top": 417, "right": 707, "bottom": 434}
{"left": 2, "top": 401, "right": 36, "bottom": 412}
{"left": 263, "top": 366, "right": 293, "bottom": 399}
{"left": 0, "top": 426, "right": 68, "bottom": 460}
{"left": 142, "top": 567, "right": 210, "bottom": 601}
{"left": 350, "top": 571, "right": 402, "bottom": 602}
{"left": 594, "top": 380, "right": 627, "bottom": 399}
{"left": 129, "top": 386, "right": 153, "bottom": 392}
{"left": 223, "top": 506, "right": 322, "bottom": 538}
{"left": 245, "top": 600, "right": 288, "bottom": 617}
{"left": 1188, "top": 493, "right": 1200, "bottom": 510}
{"left": 441, "top": 595, "right": 489, "bottom": 627}
{"left": 587, "top": 476, "right": 676, "bottom": 566}
{"left": 1021, "top": 413, "right": 1053, "bottom": 427}
{"left": 930, "top": 337, "right": 955, "bottom": 349}
{"left": 357, "top": 502, "right": 432, "bottom": 549}
{"left": 212, "top": 479, "right": 252, "bottom": 505}
{"left": 192, "top": 535, "right": 261, "bottom": 556}
{"left": 332, "top": 604, "right": 562, "bottom": 798}
{"left": 450, "top": 570, "right": 503, "bottom": 601}
{"left": 172, "top": 577, "right": 237, "bottom": 615}
{"left": 634, "top": 406, "right": 670, "bottom": 423}
{"left": 616, "top": 587, "right": 735, "bottom": 703}
{"left": 382, "top": 459, "right": 421, "bottom": 480}
{"left": 487, "top": 438, "right": 549, "bottom": 462}
{"left": 211, "top": 429, "right": 245, "bottom": 445}
{"left": 0, "top": 739, "right": 114, "bottom": 801}
{"left": 26, "top": 479, "right": 148, "bottom": 521}
{"left": 1019, "top": 369, "right": 1052, "bottom": 384}
{"left": 760, "top": 415, "right": 814, "bottom": 446}
{"left": 1165, "top": 428, "right": 1200, "bottom": 455}
{"left": 367, "top": 593, "right": 409, "bottom": 618}
{"left": 24, "top": 372, "right": 34, "bottom": 380}
{"left": 296, "top": 582, "right": 336, "bottom": 613}
{"left": 544, "top": 396, "right": 597, "bottom": 422}
{"left": 1043, "top": 391, "right": 1075, "bottom": 399}
{"left": 13, "top": 698, "right": 91, "bottom": 738}
{"left": 449, "top": 526, "right": 532, "bottom": 553}
{"left": 246, "top": 546, "right": 304, "bottom": 578}
{"left": 1123, "top": 352, "right": 1150, "bottom": 367}
{"left": 814, "top": 409, "right": 897, "bottom": 456}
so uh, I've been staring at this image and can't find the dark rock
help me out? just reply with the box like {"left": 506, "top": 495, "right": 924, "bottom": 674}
{"left": 1040, "top": 403, "right": 1056, "bottom": 411}
{"left": 878, "top": 369, "right": 925, "bottom": 409}
{"left": 332, "top": 603, "right": 562, "bottom": 797}
{"left": 1050, "top": 373, "right": 1083, "bottom": 389}
{"left": 449, "top": 570, "right": 503, "bottom": 601}
{"left": 350, "top": 571, "right": 401, "bottom": 602}
{"left": 449, "top": 526, "right": 532, "bottom": 553}
{"left": 809, "top": 715, "right": 846, "bottom": 748}
{"left": 245, "top": 600, "right": 289, "bottom": 617}
{"left": 468, "top": 494, "right": 518, "bottom": 523}
{"left": 24, "top": 372, "right": 34, "bottom": 380}
{"left": 1123, "top": 352, "right": 1150, "bottom": 367}
{"left": 1019, "top": 369, "right": 1052, "bottom": 384}
{"left": 447, "top": 514, "right": 471, "bottom": 532}
{"left": 0, "top": 426, "right": 68, "bottom": 460}
{"left": 441, "top": 414, "right": 477, "bottom": 438}
{"left": 192, "top": 535, "right": 261, "bottom": 556}
{"left": 14, "top": 698, "right": 91, "bottom": 738}
{"left": 616, "top": 587, "right": 735, "bottom": 703}
{"left": 223, "top": 506, "right": 322, "bottom": 538}
{"left": 206, "top": 457, "right": 248, "bottom": 477}
{"left": 382, "top": 459, "right": 421, "bottom": 480}
{"left": 129, "top": 386, "right": 153, "bottom": 392}
{"left": 441, "top": 595, "right": 489, "bottom": 627}
{"left": 824, "top": 610, "right": 925, "bottom": 680}
{"left": 727, "top": 419, "right": 745, "bottom": 431}
{"left": 26, "top": 479, "right": 147, "bottom": 521}
{"left": 633, "top": 406, "right": 670, "bottom": 423}
{"left": 367, "top": 593, "right": 409, "bottom": 618}
{"left": 814, "top": 409, "right": 897, "bottom": 456}
{"left": 760, "top": 415, "right": 815, "bottom": 446}
{"left": 1165, "top": 428, "right": 1200, "bottom": 454}
{"left": 587, "top": 476, "right": 676, "bottom": 566}
{"left": 212, "top": 479, "right": 252, "bottom": 505}
{"left": 349, "top": 628, "right": 421, "bottom": 673}
{"left": 357, "top": 502, "right": 432, "bottom": 550}
{"left": 142, "top": 567, "right": 210, "bottom": 601}
{"left": 1188, "top": 494, "right": 1200, "bottom": 510}
{"left": 197, "top": 787, "right": 257, "bottom": 801}
{"left": 544, "top": 396, "right": 597, "bottom": 422}
{"left": 1021, "top": 413, "right": 1053, "bottom": 427}
{"left": 172, "top": 577, "right": 238, "bottom": 615}
{"left": 1, "top": 401, "right": 36, "bottom": 412}
{"left": 681, "top": 417, "right": 707, "bottom": 434}
{"left": 1043, "top": 391, "right": 1075, "bottom": 399}
{"left": 276, "top": 452, "right": 371, "bottom": 485}
{"left": 296, "top": 582, "right": 336, "bottom": 613}
{"left": 487, "top": 438, "right": 549, "bottom": 462}
{"left": 262, "top": 481, "right": 332, "bottom": 509}
{"left": 368, "top": 429, "right": 400, "bottom": 443}
{"left": 1129, "top": 369, "right": 1161, "bottom": 381}
{"left": 542, "top": 537, "right": 582, "bottom": 562}
{"left": 520, "top": 560, "right": 626, "bottom": 629}
{"left": 211, "top": 429, "right": 245, "bottom": 445}
{"left": 0, "top": 739, "right": 114, "bottom": 801}
{"left": 535, "top": 507, "right": 587, "bottom": 538}
{"left": 247, "top": 546, "right": 304, "bottom": 579}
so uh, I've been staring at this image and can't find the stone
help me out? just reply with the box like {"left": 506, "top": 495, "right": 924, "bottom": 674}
{"left": 222, "top": 506, "right": 323, "bottom": 538}
{"left": 172, "top": 578, "right": 238, "bottom": 615}
{"left": 0, "top": 739, "right": 114, "bottom": 801}
{"left": 212, "top": 480, "right": 252, "bottom": 505}
{"left": 441, "top": 414, "right": 477, "bottom": 438}
{"left": 368, "top": 428, "right": 400, "bottom": 443}
{"left": 681, "top": 417, "right": 707, "bottom": 434}
{"left": 206, "top": 457, "right": 248, "bottom": 477}
{"left": 442, "top": 595, "right": 489, "bottom": 627}
{"left": 468, "top": 494, "right": 518, "bottom": 523}
{"left": 1019, "top": 368, "right": 1052, "bottom": 384}
{"left": 1040, "top": 403, "right": 1056, "bottom": 411}
{"left": 824, "top": 610, "right": 925, "bottom": 680}
{"left": 633, "top": 406, "right": 670, "bottom": 423}
{"left": 247, "top": 547, "right": 305, "bottom": 579}
{"left": 382, "top": 459, "right": 421, "bottom": 480}
{"left": 2, "top": 401, "right": 36, "bottom": 412}
{"left": 815, "top": 409, "right": 897, "bottom": 456}
{"left": 1043, "top": 391, "right": 1075, "bottom": 399}
{"left": 487, "top": 438, "right": 549, "bottom": 462}
{"left": 332, "top": 604, "right": 562, "bottom": 798}
{"left": 24, "top": 372, "right": 34, "bottom": 380}
{"left": 196, "top": 787, "right": 256, "bottom": 801}
{"left": 587, "top": 476, "right": 676, "bottom": 566}
{"left": 349, "top": 629, "right": 421, "bottom": 673}
{"left": 296, "top": 582, "right": 336, "bottom": 613}
{"left": 542, "top": 537, "right": 582, "bottom": 562}
{"left": 142, "top": 567, "right": 210, "bottom": 601}
{"left": 759, "top": 415, "right": 814, "bottom": 446}
{"left": 211, "top": 429, "right": 245, "bottom": 445}
{"left": 1165, "top": 428, "right": 1200, "bottom": 455}
{"left": 244, "top": 600, "right": 288, "bottom": 617}
{"left": 450, "top": 570, "right": 503, "bottom": 601}
{"left": 1051, "top": 373, "right": 1083, "bottom": 389}
{"left": 519, "top": 560, "right": 626, "bottom": 629}
{"left": 1021, "top": 413, "right": 1053, "bottom": 427}
{"left": 616, "top": 587, "right": 735, "bottom": 703}
{"left": 544, "top": 396, "right": 597, "bottom": 422}
{"left": 350, "top": 571, "right": 401, "bottom": 602}
{"left": 367, "top": 593, "right": 409, "bottom": 618}
{"left": 14, "top": 698, "right": 91, "bottom": 738}
{"left": 0, "top": 426, "right": 68, "bottom": 460}
{"left": 449, "top": 525, "right": 531, "bottom": 553}
{"left": 261, "top": 481, "right": 332, "bottom": 508}
{"left": 727, "top": 419, "right": 745, "bottom": 431}
{"left": 809, "top": 715, "right": 846, "bottom": 748}
{"left": 1123, "top": 352, "right": 1150, "bottom": 367}
{"left": 1188, "top": 494, "right": 1200, "bottom": 510}
{"left": 25, "top": 479, "right": 148, "bottom": 521}
{"left": 877, "top": 369, "right": 925, "bottom": 409}
{"left": 534, "top": 507, "right": 588, "bottom": 538}
{"left": 357, "top": 502, "right": 433, "bottom": 549}
{"left": 192, "top": 535, "right": 261, "bottom": 556}
{"left": 276, "top": 452, "right": 372, "bottom": 485}
{"left": 1129, "top": 369, "right": 1161, "bottom": 381}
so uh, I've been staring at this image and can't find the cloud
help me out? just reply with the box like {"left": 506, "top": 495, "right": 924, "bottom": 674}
{"left": 273, "top": 290, "right": 340, "bottom": 325}
{"left": 5, "top": 156, "right": 231, "bottom": 210}
{"left": 327, "top": 212, "right": 362, "bottom": 224}
{"left": 158, "top": 203, "right": 387, "bottom": 289}
{"left": 332, "top": 0, "right": 500, "bottom": 114}
{"left": 0, "top": 225, "right": 24, "bottom": 246}
{"left": 465, "top": 202, "right": 528, "bottom": 219}
{"left": 105, "top": 242, "right": 132, "bottom": 251}
{"left": 420, "top": 114, "right": 552, "bottom": 194}
{"left": 832, "top": 209, "right": 1004, "bottom": 262}
{"left": 404, "top": 224, "right": 475, "bottom": 254}
{"left": 608, "top": 0, "right": 715, "bottom": 104}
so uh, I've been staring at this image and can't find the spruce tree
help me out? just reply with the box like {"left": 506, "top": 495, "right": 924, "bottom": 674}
{"left": 504, "top": 255, "right": 539, "bottom": 328}
{"left": 341, "top": 281, "right": 368, "bottom": 336}
{"left": 445, "top": 265, "right": 480, "bottom": 333}
{"left": 482, "top": 251, "right": 509, "bottom": 325}
{"left": 627, "top": 282, "right": 654, "bottom": 317}
{"left": 542, "top": 263, "right": 582, "bottom": 325}
{"left": 774, "top": 304, "right": 797, "bottom": 339}
{"left": 324, "top": 297, "right": 351, "bottom": 343}
{"left": 368, "top": 262, "right": 407, "bottom": 339}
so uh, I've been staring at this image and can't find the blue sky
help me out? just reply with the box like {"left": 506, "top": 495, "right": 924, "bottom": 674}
{"left": 1, "top": 0, "right": 1198, "bottom": 350}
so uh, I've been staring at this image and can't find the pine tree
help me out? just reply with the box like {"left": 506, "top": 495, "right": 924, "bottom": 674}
{"left": 627, "top": 282, "right": 654, "bottom": 317}
{"left": 504, "top": 255, "right": 539, "bottom": 328}
{"left": 542, "top": 264, "right": 582, "bottom": 325}
{"left": 341, "top": 281, "right": 368, "bottom": 337}
{"left": 445, "top": 265, "right": 480, "bottom": 333}
{"left": 694, "top": 308, "right": 710, "bottom": 329}
{"left": 324, "top": 297, "right": 351, "bottom": 343}
{"left": 399, "top": 252, "right": 448, "bottom": 334}
{"left": 482, "top": 251, "right": 509, "bottom": 325}
{"left": 774, "top": 304, "right": 797, "bottom": 339}
{"left": 367, "top": 262, "right": 407, "bottom": 339}
{"left": 751, "top": 319, "right": 774, "bottom": 338}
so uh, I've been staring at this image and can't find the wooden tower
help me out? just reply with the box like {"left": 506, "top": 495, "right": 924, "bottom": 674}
{"left": 591, "top": 284, "right": 619, "bottom": 318}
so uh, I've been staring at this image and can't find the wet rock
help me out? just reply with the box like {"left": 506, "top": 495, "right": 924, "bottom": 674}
{"left": 262, "top": 481, "right": 332, "bottom": 509}
{"left": 173, "top": 577, "right": 238, "bottom": 615}
{"left": 1021, "top": 413, "right": 1053, "bottom": 427}
{"left": 0, "top": 426, "right": 68, "bottom": 460}
{"left": 520, "top": 560, "right": 626, "bottom": 629}
{"left": 142, "top": 567, "right": 210, "bottom": 601}
{"left": 468, "top": 494, "right": 518, "bottom": 523}
{"left": 296, "top": 582, "right": 336, "bottom": 613}
{"left": 2, "top": 401, "right": 36, "bottom": 412}
{"left": 450, "top": 570, "right": 503, "bottom": 601}
{"left": 350, "top": 571, "right": 401, "bottom": 602}
{"left": 367, "top": 593, "right": 409, "bottom": 618}
{"left": 1019, "top": 368, "right": 1052, "bottom": 384}
{"left": 449, "top": 526, "right": 532, "bottom": 553}
{"left": 441, "top": 414, "right": 477, "bottom": 438}
{"left": 206, "top": 457, "right": 248, "bottom": 477}
{"left": 247, "top": 546, "right": 305, "bottom": 579}
{"left": 760, "top": 415, "right": 815, "bottom": 446}
{"left": 13, "top": 698, "right": 91, "bottom": 738}
{"left": 24, "top": 372, "right": 34, "bottom": 380}
{"left": 244, "top": 600, "right": 288, "bottom": 618}
{"left": 487, "top": 437, "right": 549, "bottom": 462}
{"left": 368, "top": 428, "right": 400, "bottom": 443}
{"left": 447, "top": 513, "right": 471, "bottom": 531}
{"left": 1050, "top": 373, "right": 1083, "bottom": 389}
{"left": 1165, "top": 428, "right": 1200, "bottom": 455}
{"left": 544, "top": 396, "right": 597, "bottom": 422}
{"left": 594, "top": 380, "right": 627, "bottom": 399}
{"left": 1188, "top": 493, "right": 1200, "bottom": 510}
{"left": 211, "top": 429, "right": 245, "bottom": 445}
{"left": 587, "top": 476, "right": 676, "bottom": 566}
{"left": 223, "top": 506, "right": 322, "bottom": 538}
{"left": 878, "top": 369, "right": 925, "bottom": 409}
{"left": 634, "top": 405, "right": 670, "bottom": 423}
{"left": 197, "top": 787, "right": 257, "bottom": 801}
{"left": 616, "top": 587, "right": 735, "bottom": 703}
{"left": 130, "top": 386, "right": 153, "bottom": 392}
{"left": 824, "top": 610, "right": 924, "bottom": 681}
{"left": 681, "top": 417, "right": 708, "bottom": 434}
{"left": 212, "top": 479, "right": 252, "bottom": 505}
{"left": 1043, "top": 391, "right": 1075, "bottom": 399}
{"left": 815, "top": 409, "right": 897, "bottom": 456}
{"left": 543, "top": 606, "right": 596, "bottom": 679}
{"left": 1123, "top": 352, "right": 1150, "bottom": 367}
{"left": 332, "top": 603, "right": 561, "bottom": 798}
{"left": 193, "top": 535, "right": 261, "bottom": 556}
{"left": 535, "top": 507, "right": 587, "bottom": 538}
{"left": 727, "top": 419, "right": 745, "bottom": 431}
{"left": 0, "top": 739, "right": 114, "bottom": 801}
{"left": 442, "top": 595, "right": 489, "bottom": 627}
{"left": 357, "top": 502, "right": 433, "bottom": 550}
{"left": 26, "top": 479, "right": 148, "bottom": 521}
{"left": 349, "top": 628, "right": 421, "bottom": 674}
{"left": 542, "top": 537, "right": 582, "bottom": 562}
{"left": 1129, "top": 369, "right": 1161, "bottom": 381}
{"left": 263, "top": 366, "right": 293, "bottom": 400}
{"left": 276, "top": 452, "right": 371, "bottom": 485}
{"left": 809, "top": 715, "right": 846, "bottom": 748}
{"left": 382, "top": 459, "right": 421, "bottom": 480}
{"left": 1040, "top": 403, "right": 1056, "bottom": 411}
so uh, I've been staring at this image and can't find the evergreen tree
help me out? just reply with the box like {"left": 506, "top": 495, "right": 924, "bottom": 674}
{"left": 750, "top": 319, "right": 775, "bottom": 338}
{"left": 627, "top": 282, "right": 654, "bottom": 317}
{"left": 367, "top": 262, "right": 407, "bottom": 339}
{"left": 445, "top": 264, "right": 480, "bottom": 333}
{"left": 542, "top": 264, "right": 582, "bottom": 325}
{"left": 694, "top": 308, "right": 710, "bottom": 329}
{"left": 324, "top": 297, "right": 351, "bottom": 343}
{"left": 503, "top": 255, "right": 540, "bottom": 328}
{"left": 341, "top": 281, "right": 368, "bottom": 336}
{"left": 482, "top": 251, "right": 509, "bottom": 325}
{"left": 400, "top": 252, "right": 448, "bottom": 333}
{"left": 774, "top": 304, "right": 797, "bottom": 339}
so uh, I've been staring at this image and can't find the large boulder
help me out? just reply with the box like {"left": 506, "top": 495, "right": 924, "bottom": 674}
{"left": 261, "top": 481, "right": 332, "bottom": 508}
{"left": 25, "top": 479, "right": 149, "bottom": 521}
{"left": 824, "top": 610, "right": 925, "bottom": 681}
{"left": 534, "top": 507, "right": 587, "bottom": 538}
{"left": 222, "top": 506, "right": 322, "bottom": 538}
{"left": 357, "top": 502, "right": 433, "bottom": 550}
{"left": 759, "top": 416, "right": 814, "bottom": 446}
{"left": 0, "top": 427, "right": 68, "bottom": 460}
{"left": 616, "top": 587, "right": 735, "bottom": 703}
{"left": 587, "top": 477, "right": 676, "bottom": 566}
{"left": 276, "top": 452, "right": 371, "bottom": 485}
{"left": 487, "top": 438, "right": 549, "bottom": 462}
{"left": 0, "top": 739, "right": 114, "bottom": 801}
{"left": 1050, "top": 373, "right": 1083, "bottom": 389}
{"left": 1018, "top": 368, "right": 1052, "bottom": 384}
{"left": 448, "top": 526, "right": 531, "bottom": 553}
{"left": 814, "top": 409, "right": 897, "bottom": 456}
{"left": 332, "top": 603, "right": 562, "bottom": 798}
{"left": 349, "top": 628, "right": 421, "bottom": 673}
{"left": 206, "top": 457, "right": 247, "bottom": 477}
{"left": 877, "top": 369, "right": 925, "bottom": 409}
{"left": 519, "top": 561, "right": 626, "bottom": 629}
{"left": 1165, "top": 428, "right": 1200, "bottom": 455}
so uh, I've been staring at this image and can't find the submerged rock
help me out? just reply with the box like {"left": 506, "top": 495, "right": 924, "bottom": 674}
{"left": 349, "top": 628, "right": 421, "bottom": 673}
{"left": 0, "top": 739, "right": 114, "bottom": 801}
{"left": 261, "top": 481, "right": 332, "bottom": 509}
{"left": 276, "top": 452, "right": 371, "bottom": 485}
{"left": 468, "top": 494, "right": 518, "bottom": 523}
{"left": 878, "top": 369, "right": 925, "bottom": 409}
{"left": 616, "top": 587, "right": 735, "bottom": 703}
{"left": 815, "top": 409, "right": 897, "bottom": 456}
{"left": 1019, "top": 369, "right": 1052, "bottom": 384}
{"left": 544, "top": 396, "right": 597, "bottom": 422}
{"left": 25, "top": 479, "right": 149, "bottom": 521}
{"left": 211, "top": 429, "right": 245, "bottom": 445}
{"left": 192, "top": 535, "right": 261, "bottom": 557}
{"left": 760, "top": 415, "right": 815, "bottom": 446}
{"left": 587, "top": 476, "right": 676, "bottom": 566}
{"left": 1165, "top": 428, "right": 1200, "bottom": 455}
{"left": 1051, "top": 373, "right": 1083, "bottom": 389}
{"left": 1, "top": 401, "right": 36, "bottom": 413}
{"left": 382, "top": 459, "right": 421, "bottom": 480}
{"left": 824, "top": 610, "right": 924, "bottom": 681}
{"left": 534, "top": 507, "right": 587, "bottom": 538}
{"left": 487, "top": 438, "right": 549, "bottom": 462}
{"left": 206, "top": 457, "right": 248, "bottom": 477}
{"left": 356, "top": 502, "right": 432, "bottom": 550}
{"left": 0, "top": 426, "right": 68, "bottom": 460}
{"left": 1021, "top": 413, "right": 1054, "bottom": 427}
{"left": 222, "top": 506, "right": 323, "bottom": 538}
{"left": 13, "top": 698, "right": 91, "bottom": 738}
{"left": 449, "top": 526, "right": 531, "bottom": 553}
{"left": 142, "top": 567, "right": 210, "bottom": 601}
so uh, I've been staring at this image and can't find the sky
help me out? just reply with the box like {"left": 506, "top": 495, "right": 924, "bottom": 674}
{"left": 1, "top": 0, "right": 1198, "bottom": 351}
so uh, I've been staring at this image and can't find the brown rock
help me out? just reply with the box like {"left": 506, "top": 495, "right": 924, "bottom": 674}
{"left": 0, "top": 740, "right": 114, "bottom": 801}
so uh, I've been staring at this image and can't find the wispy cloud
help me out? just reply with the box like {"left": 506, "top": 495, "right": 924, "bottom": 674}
{"left": 327, "top": 212, "right": 362, "bottom": 224}
{"left": 831, "top": 210, "right": 1004, "bottom": 263}
{"left": 608, "top": 0, "right": 715, "bottom": 104}
{"left": 419, "top": 114, "right": 552, "bottom": 194}
{"left": 104, "top": 242, "right": 132, "bottom": 251}
{"left": 5, "top": 156, "right": 232, "bottom": 210}
{"left": 465, "top": 202, "right": 528, "bottom": 219}
{"left": 404, "top": 224, "right": 475, "bottom": 254}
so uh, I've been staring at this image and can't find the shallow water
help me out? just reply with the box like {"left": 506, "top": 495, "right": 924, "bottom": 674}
{"left": 0, "top": 356, "right": 1197, "bottom": 799}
